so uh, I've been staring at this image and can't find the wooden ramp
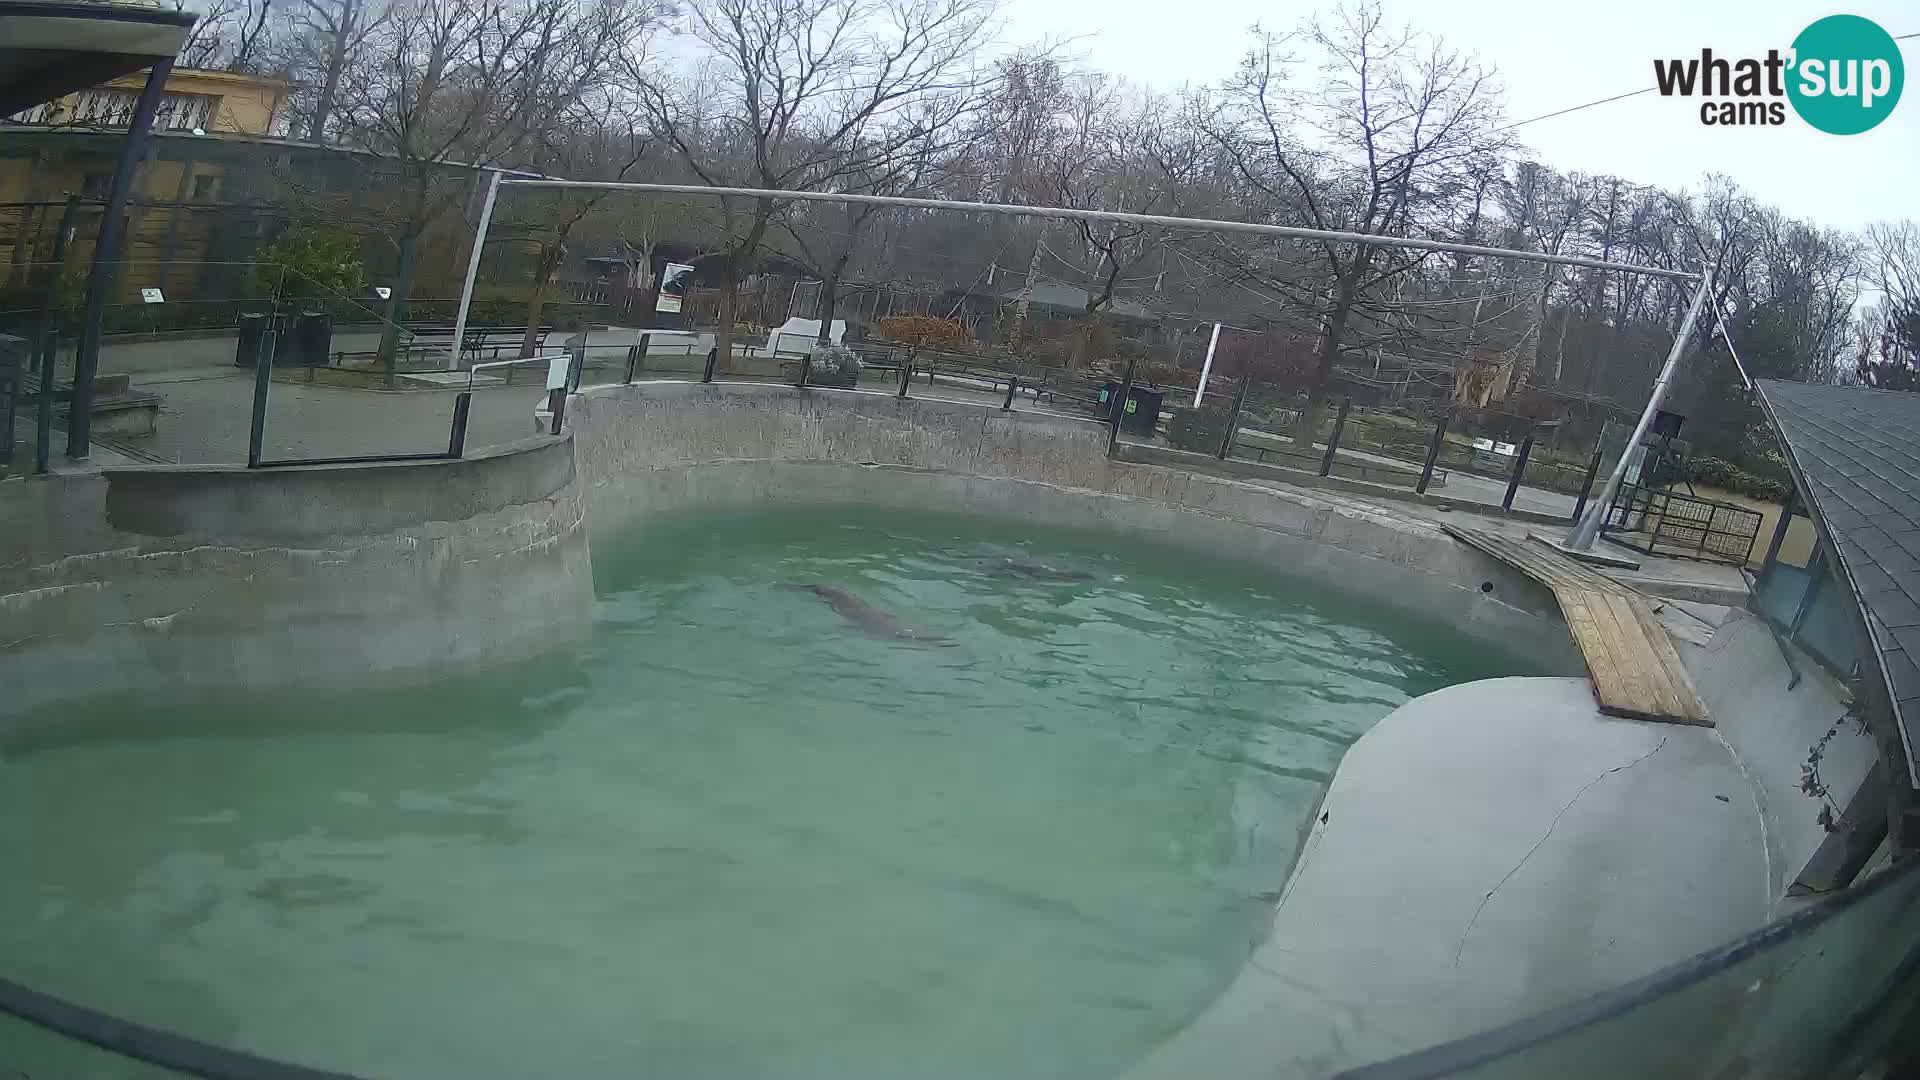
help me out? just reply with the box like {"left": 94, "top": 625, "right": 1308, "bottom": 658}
{"left": 1443, "top": 524, "right": 1709, "bottom": 726}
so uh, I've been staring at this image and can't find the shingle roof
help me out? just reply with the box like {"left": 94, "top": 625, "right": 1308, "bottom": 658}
{"left": 1757, "top": 379, "right": 1920, "bottom": 787}
{"left": 997, "top": 283, "right": 1158, "bottom": 321}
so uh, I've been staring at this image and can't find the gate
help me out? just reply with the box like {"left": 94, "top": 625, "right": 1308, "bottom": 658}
{"left": 1603, "top": 481, "right": 1763, "bottom": 565}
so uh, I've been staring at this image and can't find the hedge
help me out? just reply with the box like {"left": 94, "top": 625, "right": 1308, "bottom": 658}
{"left": 1691, "top": 455, "right": 1792, "bottom": 503}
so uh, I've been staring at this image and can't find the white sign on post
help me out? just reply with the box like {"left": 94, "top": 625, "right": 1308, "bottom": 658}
{"left": 656, "top": 262, "right": 694, "bottom": 314}
{"left": 140, "top": 288, "right": 165, "bottom": 304}
{"left": 547, "top": 353, "right": 571, "bottom": 390}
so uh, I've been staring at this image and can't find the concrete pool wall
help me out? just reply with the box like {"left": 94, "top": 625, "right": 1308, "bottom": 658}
{"left": 568, "top": 380, "right": 1586, "bottom": 675}
{"left": 0, "top": 377, "right": 1892, "bottom": 1075}
{"left": 564, "top": 380, "right": 1871, "bottom": 1076}
{"left": 0, "top": 436, "right": 592, "bottom": 722}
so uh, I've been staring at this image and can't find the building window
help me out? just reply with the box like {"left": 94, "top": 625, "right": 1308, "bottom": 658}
{"left": 48, "top": 89, "right": 216, "bottom": 131}
{"left": 81, "top": 173, "right": 112, "bottom": 200}
{"left": 191, "top": 174, "right": 218, "bottom": 202}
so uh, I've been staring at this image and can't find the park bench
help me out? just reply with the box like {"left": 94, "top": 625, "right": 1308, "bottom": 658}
{"left": 328, "top": 323, "right": 553, "bottom": 370}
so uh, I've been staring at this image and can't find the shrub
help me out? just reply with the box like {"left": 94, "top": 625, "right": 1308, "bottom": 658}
{"left": 876, "top": 315, "right": 970, "bottom": 350}
{"left": 1690, "top": 455, "right": 1791, "bottom": 503}
{"left": 250, "top": 226, "right": 365, "bottom": 301}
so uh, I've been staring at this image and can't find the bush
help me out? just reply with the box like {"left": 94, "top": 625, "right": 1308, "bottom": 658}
{"left": 1690, "top": 455, "right": 1791, "bottom": 503}
{"left": 251, "top": 226, "right": 365, "bottom": 301}
{"left": 876, "top": 315, "right": 970, "bottom": 350}
{"left": 804, "top": 345, "right": 862, "bottom": 387}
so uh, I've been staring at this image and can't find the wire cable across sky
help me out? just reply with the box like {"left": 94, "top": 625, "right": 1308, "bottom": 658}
{"left": 1500, "top": 29, "right": 1916, "bottom": 132}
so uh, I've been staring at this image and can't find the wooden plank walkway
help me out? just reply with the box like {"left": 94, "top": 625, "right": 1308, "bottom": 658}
{"left": 1443, "top": 524, "right": 1710, "bottom": 726}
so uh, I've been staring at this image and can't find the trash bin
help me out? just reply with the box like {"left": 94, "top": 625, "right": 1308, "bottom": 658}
{"left": 234, "top": 312, "right": 277, "bottom": 367}
{"left": 290, "top": 310, "right": 333, "bottom": 367}
{"left": 1098, "top": 382, "right": 1165, "bottom": 436}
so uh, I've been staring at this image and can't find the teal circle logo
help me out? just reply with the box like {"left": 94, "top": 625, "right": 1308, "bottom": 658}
{"left": 1787, "top": 14, "right": 1903, "bottom": 134}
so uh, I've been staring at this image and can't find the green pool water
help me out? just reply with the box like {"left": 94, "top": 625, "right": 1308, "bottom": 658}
{"left": 0, "top": 508, "right": 1530, "bottom": 1079}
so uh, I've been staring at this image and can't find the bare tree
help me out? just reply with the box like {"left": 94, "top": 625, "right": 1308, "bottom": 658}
{"left": 1202, "top": 3, "right": 1510, "bottom": 443}
{"left": 279, "top": 0, "right": 391, "bottom": 143}
{"left": 175, "top": 0, "right": 274, "bottom": 70}
{"left": 637, "top": 0, "right": 1002, "bottom": 368}
{"left": 1042, "top": 79, "right": 1183, "bottom": 368}
{"left": 313, "top": 0, "right": 657, "bottom": 374}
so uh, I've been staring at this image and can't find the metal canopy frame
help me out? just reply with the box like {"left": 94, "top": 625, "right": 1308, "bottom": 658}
{"left": 457, "top": 173, "right": 1713, "bottom": 551}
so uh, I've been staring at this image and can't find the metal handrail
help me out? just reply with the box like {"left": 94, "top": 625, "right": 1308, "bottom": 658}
{"left": 466, "top": 352, "right": 571, "bottom": 393}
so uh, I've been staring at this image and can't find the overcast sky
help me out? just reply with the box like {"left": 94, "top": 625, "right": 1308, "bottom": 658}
{"left": 1005, "top": 0, "right": 1917, "bottom": 233}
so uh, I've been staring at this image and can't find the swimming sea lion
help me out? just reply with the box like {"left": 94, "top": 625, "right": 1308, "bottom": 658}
{"left": 976, "top": 556, "right": 1096, "bottom": 583}
{"left": 783, "top": 583, "right": 946, "bottom": 641}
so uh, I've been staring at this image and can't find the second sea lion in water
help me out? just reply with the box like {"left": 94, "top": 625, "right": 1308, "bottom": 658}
{"left": 782, "top": 583, "right": 947, "bottom": 641}
{"left": 977, "top": 556, "right": 1096, "bottom": 583}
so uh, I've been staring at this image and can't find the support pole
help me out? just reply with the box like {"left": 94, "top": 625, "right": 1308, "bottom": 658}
{"left": 897, "top": 354, "right": 912, "bottom": 398}
{"left": 1001, "top": 375, "right": 1018, "bottom": 412}
{"left": 35, "top": 195, "right": 82, "bottom": 475}
{"left": 1502, "top": 436, "right": 1535, "bottom": 512}
{"left": 1217, "top": 369, "right": 1253, "bottom": 460}
{"left": 1565, "top": 272, "right": 1715, "bottom": 549}
{"left": 70, "top": 58, "right": 173, "bottom": 460}
{"left": 1416, "top": 413, "right": 1450, "bottom": 495}
{"left": 448, "top": 391, "right": 472, "bottom": 457}
{"left": 449, "top": 169, "right": 502, "bottom": 373}
{"left": 625, "top": 333, "right": 649, "bottom": 384}
{"left": 1571, "top": 443, "right": 1605, "bottom": 523}
{"left": 1761, "top": 487, "right": 1797, "bottom": 570}
{"left": 1107, "top": 355, "right": 1139, "bottom": 457}
{"left": 246, "top": 330, "right": 272, "bottom": 467}
{"left": 1192, "top": 321, "right": 1222, "bottom": 408}
{"left": 1320, "top": 398, "right": 1351, "bottom": 477}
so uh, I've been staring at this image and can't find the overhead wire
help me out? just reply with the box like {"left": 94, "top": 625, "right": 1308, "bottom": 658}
{"left": 1500, "top": 29, "right": 1915, "bottom": 132}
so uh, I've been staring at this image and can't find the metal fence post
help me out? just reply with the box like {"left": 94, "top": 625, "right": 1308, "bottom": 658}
{"left": 34, "top": 194, "right": 83, "bottom": 475}
{"left": 625, "top": 333, "right": 649, "bottom": 384}
{"left": 1320, "top": 398, "right": 1351, "bottom": 477}
{"left": 1416, "top": 413, "right": 1450, "bottom": 495}
{"left": 896, "top": 353, "right": 912, "bottom": 398}
{"left": 1001, "top": 375, "right": 1018, "bottom": 412}
{"left": 70, "top": 58, "right": 173, "bottom": 461}
{"left": 1502, "top": 435, "right": 1535, "bottom": 511}
{"left": 1761, "top": 487, "right": 1796, "bottom": 569}
{"left": 702, "top": 346, "right": 719, "bottom": 383}
{"left": 246, "top": 330, "right": 273, "bottom": 468}
{"left": 1107, "top": 354, "right": 1139, "bottom": 457}
{"left": 1217, "top": 374, "right": 1254, "bottom": 460}
{"left": 1571, "top": 443, "right": 1605, "bottom": 523}
{"left": 795, "top": 346, "right": 811, "bottom": 389}
{"left": 448, "top": 391, "right": 472, "bottom": 457}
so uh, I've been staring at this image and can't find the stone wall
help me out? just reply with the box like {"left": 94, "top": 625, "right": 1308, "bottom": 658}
{"left": 568, "top": 381, "right": 1585, "bottom": 675}
{"left": 0, "top": 436, "right": 592, "bottom": 722}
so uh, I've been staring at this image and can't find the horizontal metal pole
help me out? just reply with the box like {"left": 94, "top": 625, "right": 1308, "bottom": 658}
{"left": 499, "top": 180, "right": 1701, "bottom": 282}
{"left": 254, "top": 452, "right": 456, "bottom": 468}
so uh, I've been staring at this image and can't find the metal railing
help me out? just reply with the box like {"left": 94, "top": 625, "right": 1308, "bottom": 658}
{"left": 1602, "top": 481, "right": 1764, "bottom": 565}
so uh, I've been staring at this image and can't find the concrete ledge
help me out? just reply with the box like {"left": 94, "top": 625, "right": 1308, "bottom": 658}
{"left": 1114, "top": 441, "right": 1575, "bottom": 528}
{"left": 568, "top": 381, "right": 1587, "bottom": 676}
{"left": 1129, "top": 677, "right": 1771, "bottom": 1080}
{"left": 99, "top": 435, "right": 576, "bottom": 546}
{"left": 0, "top": 435, "right": 593, "bottom": 721}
